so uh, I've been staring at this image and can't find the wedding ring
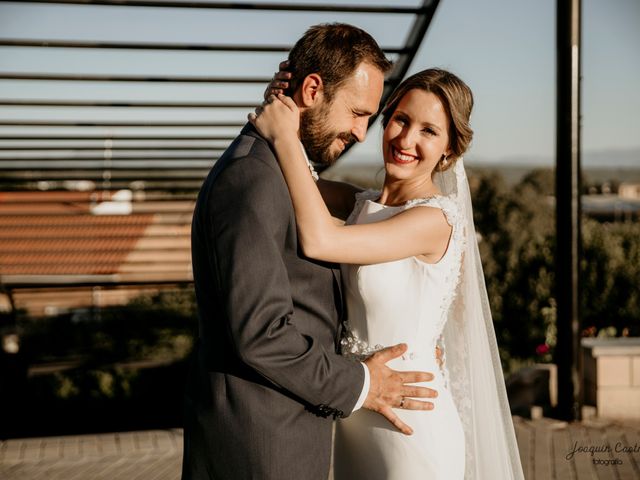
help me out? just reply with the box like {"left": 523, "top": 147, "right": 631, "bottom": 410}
{"left": 399, "top": 397, "right": 405, "bottom": 409}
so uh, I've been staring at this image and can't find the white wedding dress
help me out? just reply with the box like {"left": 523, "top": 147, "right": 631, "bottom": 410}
{"left": 333, "top": 160, "right": 525, "bottom": 480}
{"left": 335, "top": 190, "right": 466, "bottom": 479}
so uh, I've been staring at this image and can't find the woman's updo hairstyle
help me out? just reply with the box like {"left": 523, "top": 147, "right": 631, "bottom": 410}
{"left": 381, "top": 68, "right": 474, "bottom": 171}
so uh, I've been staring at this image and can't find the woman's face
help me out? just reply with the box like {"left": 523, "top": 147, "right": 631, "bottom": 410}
{"left": 382, "top": 89, "right": 451, "bottom": 183}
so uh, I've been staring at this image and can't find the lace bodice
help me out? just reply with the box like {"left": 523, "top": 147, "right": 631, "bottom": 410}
{"left": 340, "top": 189, "right": 465, "bottom": 374}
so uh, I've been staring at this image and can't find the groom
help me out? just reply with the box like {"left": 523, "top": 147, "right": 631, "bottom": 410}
{"left": 182, "top": 23, "right": 436, "bottom": 480}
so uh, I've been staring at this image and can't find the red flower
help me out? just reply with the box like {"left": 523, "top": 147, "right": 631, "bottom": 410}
{"left": 536, "top": 344, "right": 550, "bottom": 355}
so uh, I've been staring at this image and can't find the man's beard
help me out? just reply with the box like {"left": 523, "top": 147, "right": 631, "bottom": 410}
{"left": 300, "top": 101, "right": 355, "bottom": 166}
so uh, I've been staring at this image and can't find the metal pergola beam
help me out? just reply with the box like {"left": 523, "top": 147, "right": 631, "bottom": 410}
{"left": 1, "top": 167, "right": 214, "bottom": 173}
{"left": 0, "top": 165, "right": 215, "bottom": 171}
{"left": 0, "top": 73, "right": 272, "bottom": 83}
{"left": 0, "top": 181, "right": 204, "bottom": 190}
{"left": 0, "top": 100, "right": 260, "bottom": 108}
{"left": 554, "top": 0, "right": 582, "bottom": 421}
{"left": 0, "top": 171, "right": 211, "bottom": 179}
{"left": 0, "top": 155, "right": 220, "bottom": 161}
{"left": 0, "top": 121, "right": 246, "bottom": 127}
{"left": 0, "top": 136, "right": 236, "bottom": 140}
{"left": 0, "top": 146, "right": 227, "bottom": 151}
{"left": 3, "top": 1, "right": 432, "bottom": 14}
{"left": 385, "top": 0, "right": 438, "bottom": 86}
{"left": 360, "top": 1, "right": 439, "bottom": 132}
{"left": 0, "top": 73, "right": 395, "bottom": 85}
{"left": 0, "top": 38, "right": 410, "bottom": 54}
{"left": 0, "top": 233, "right": 191, "bottom": 239}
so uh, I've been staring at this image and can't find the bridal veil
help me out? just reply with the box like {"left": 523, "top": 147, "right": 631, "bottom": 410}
{"left": 435, "top": 159, "right": 525, "bottom": 479}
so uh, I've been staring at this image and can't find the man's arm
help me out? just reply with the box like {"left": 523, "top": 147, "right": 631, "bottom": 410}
{"left": 208, "top": 155, "right": 364, "bottom": 416}
{"left": 209, "top": 150, "right": 438, "bottom": 431}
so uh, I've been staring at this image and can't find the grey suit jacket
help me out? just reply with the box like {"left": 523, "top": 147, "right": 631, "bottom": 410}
{"left": 181, "top": 124, "right": 365, "bottom": 480}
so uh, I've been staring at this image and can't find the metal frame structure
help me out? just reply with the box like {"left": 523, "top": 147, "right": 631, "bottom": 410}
{"left": 554, "top": 0, "right": 582, "bottom": 421}
{"left": 0, "top": 0, "right": 591, "bottom": 424}
{"left": 0, "top": 0, "right": 440, "bottom": 294}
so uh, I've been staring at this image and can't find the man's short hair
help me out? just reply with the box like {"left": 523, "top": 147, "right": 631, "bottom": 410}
{"left": 286, "top": 23, "right": 392, "bottom": 102}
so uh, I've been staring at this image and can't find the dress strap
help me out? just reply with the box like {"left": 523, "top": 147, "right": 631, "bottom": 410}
{"left": 403, "top": 195, "right": 462, "bottom": 228}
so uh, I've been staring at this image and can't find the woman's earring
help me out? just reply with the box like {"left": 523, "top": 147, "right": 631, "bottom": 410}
{"left": 440, "top": 154, "right": 449, "bottom": 169}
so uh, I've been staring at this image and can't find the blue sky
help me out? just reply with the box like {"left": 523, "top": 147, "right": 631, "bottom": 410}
{"left": 0, "top": 0, "right": 638, "bottom": 166}
{"left": 357, "top": 0, "right": 640, "bottom": 164}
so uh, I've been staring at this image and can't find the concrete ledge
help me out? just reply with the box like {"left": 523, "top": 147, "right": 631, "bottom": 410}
{"left": 582, "top": 337, "right": 640, "bottom": 419}
{"left": 582, "top": 337, "right": 640, "bottom": 356}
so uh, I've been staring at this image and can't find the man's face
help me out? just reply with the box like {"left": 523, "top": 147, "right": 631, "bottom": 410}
{"left": 300, "top": 62, "right": 385, "bottom": 165}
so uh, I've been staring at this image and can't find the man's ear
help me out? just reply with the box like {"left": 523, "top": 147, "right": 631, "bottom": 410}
{"left": 298, "top": 73, "right": 324, "bottom": 107}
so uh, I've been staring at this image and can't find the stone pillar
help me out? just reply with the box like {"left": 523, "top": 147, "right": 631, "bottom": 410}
{"left": 581, "top": 338, "right": 640, "bottom": 419}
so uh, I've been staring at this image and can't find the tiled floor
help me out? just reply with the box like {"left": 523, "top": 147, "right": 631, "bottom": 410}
{"left": 1, "top": 418, "right": 639, "bottom": 479}
{"left": 0, "top": 430, "right": 183, "bottom": 480}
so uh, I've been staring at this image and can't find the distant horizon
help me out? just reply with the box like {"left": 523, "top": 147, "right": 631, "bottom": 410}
{"left": 344, "top": 145, "right": 640, "bottom": 168}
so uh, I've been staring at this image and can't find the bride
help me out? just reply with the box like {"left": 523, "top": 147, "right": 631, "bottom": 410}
{"left": 251, "top": 68, "right": 524, "bottom": 479}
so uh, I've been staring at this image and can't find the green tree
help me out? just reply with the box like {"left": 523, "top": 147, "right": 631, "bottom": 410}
{"left": 581, "top": 219, "right": 640, "bottom": 335}
{"left": 471, "top": 166, "right": 640, "bottom": 372}
{"left": 471, "top": 168, "right": 556, "bottom": 369}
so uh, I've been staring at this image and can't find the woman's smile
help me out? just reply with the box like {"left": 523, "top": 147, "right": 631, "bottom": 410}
{"left": 390, "top": 146, "right": 419, "bottom": 165}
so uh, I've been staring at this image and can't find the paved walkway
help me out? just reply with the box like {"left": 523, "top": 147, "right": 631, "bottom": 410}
{"left": 513, "top": 417, "right": 640, "bottom": 480}
{"left": 0, "top": 430, "right": 183, "bottom": 480}
{"left": 1, "top": 418, "right": 639, "bottom": 479}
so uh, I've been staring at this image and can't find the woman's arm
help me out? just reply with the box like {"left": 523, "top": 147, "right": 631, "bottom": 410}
{"left": 262, "top": 63, "right": 362, "bottom": 220}
{"left": 250, "top": 95, "right": 451, "bottom": 265}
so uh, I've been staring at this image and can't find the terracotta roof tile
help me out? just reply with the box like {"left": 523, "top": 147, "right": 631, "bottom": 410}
{"left": 0, "top": 191, "right": 191, "bottom": 279}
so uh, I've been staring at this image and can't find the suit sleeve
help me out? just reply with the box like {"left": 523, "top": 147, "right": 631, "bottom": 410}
{"left": 207, "top": 155, "right": 364, "bottom": 417}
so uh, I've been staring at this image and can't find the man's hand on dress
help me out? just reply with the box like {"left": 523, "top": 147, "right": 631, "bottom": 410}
{"left": 363, "top": 343, "right": 437, "bottom": 436}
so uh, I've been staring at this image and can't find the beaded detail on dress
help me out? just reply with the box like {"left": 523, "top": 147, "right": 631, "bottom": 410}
{"left": 405, "top": 194, "right": 467, "bottom": 388}
{"left": 340, "top": 327, "right": 384, "bottom": 362}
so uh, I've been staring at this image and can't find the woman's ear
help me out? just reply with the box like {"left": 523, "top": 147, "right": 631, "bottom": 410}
{"left": 298, "top": 73, "right": 324, "bottom": 107}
